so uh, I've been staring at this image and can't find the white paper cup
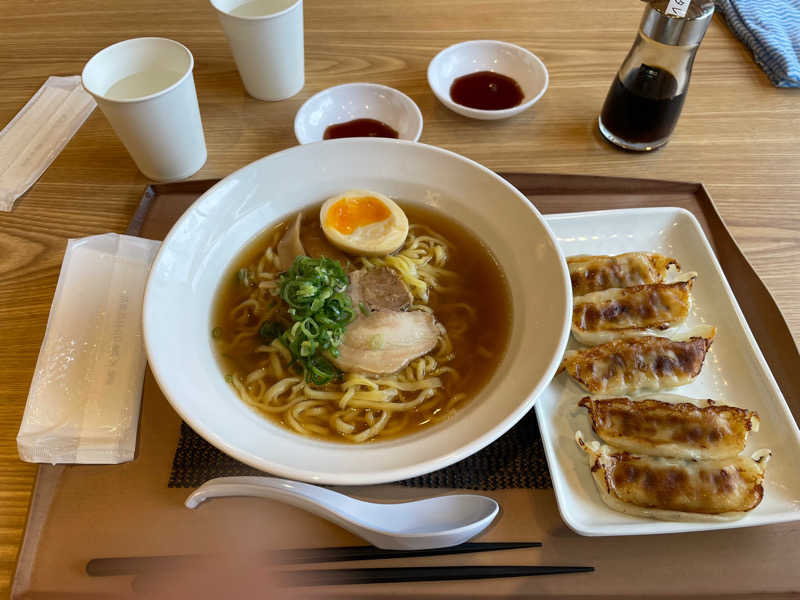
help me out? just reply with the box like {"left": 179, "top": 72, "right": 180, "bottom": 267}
{"left": 82, "top": 38, "right": 207, "bottom": 182}
{"left": 210, "top": 0, "right": 304, "bottom": 101}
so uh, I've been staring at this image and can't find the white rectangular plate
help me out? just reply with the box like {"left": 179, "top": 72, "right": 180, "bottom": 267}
{"left": 537, "top": 207, "right": 800, "bottom": 536}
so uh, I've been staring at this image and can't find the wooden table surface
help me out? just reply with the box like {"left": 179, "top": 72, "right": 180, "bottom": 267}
{"left": 2, "top": 0, "right": 800, "bottom": 596}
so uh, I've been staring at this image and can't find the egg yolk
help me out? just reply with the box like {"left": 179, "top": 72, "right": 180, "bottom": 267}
{"left": 325, "top": 196, "right": 392, "bottom": 235}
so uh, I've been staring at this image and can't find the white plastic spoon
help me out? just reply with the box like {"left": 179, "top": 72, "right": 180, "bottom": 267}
{"left": 185, "top": 476, "right": 499, "bottom": 550}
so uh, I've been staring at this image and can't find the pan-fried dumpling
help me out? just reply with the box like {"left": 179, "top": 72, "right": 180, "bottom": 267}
{"left": 568, "top": 252, "right": 680, "bottom": 296}
{"left": 575, "top": 432, "right": 770, "bottom": 521}
{"left": 578, "top": 394, "right": 759, "bottom": 459}
{"left": 561, "top": 326, "right": 715, "bottom": 394}
{"left": 571, "top": 273, "right": 697, "bottom": 345}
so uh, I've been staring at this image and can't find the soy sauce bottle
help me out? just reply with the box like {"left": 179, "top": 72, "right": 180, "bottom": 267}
{"left": 599, "top": 0, "right": 714, "bottom": 151}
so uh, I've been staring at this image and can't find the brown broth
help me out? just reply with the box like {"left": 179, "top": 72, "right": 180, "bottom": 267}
{"left": 212, "top": 203, "right": 512, "bottom": 442}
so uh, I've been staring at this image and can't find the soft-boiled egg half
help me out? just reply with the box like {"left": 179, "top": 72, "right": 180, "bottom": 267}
{"left": 320, "top": 190, "right": 409, "bottom": 256}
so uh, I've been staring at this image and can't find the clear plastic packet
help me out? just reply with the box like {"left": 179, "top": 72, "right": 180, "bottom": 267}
{"left": 0, "top": 76, "right": 96, "bottom": 211}
{"left": 17, "top": 234, "right": 160, "bottom": 464}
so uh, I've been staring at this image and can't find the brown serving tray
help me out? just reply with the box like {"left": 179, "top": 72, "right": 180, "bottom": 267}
{"left": 12, "top": 173, "right": 800, "bottom": 599}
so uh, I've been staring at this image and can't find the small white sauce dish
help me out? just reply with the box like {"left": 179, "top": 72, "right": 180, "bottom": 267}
{"left": 294, "top": 83, "right": 423, "bottom": 144}
{"left": 427, "top": 40, "right": 549, "bottom": 121}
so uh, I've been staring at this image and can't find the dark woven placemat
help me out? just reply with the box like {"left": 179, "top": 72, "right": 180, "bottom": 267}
{"left": 168, "top": 408, "right": 552, "bottom": 490}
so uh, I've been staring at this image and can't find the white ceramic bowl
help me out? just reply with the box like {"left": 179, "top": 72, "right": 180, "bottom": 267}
{"left": 427, "top": 40, "right": 549, "bottom": 120}
{"left": 294, "top": 83, "right": 423, "bottom": 144}
{"left": 143, "top": 139, "right": 571, "bottom": 485}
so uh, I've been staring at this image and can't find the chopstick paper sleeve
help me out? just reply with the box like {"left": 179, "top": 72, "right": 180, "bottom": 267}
{"left": 0, "top": 75, "right": 96, "bottom": 211}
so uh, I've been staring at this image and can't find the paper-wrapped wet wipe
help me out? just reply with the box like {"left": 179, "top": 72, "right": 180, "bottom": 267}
{"left": 17, "top": 234, "right": 159, "bottom": 464}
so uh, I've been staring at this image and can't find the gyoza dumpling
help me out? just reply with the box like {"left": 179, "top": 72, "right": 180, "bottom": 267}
{"left": 571, "top": 273, "right": 697, "bottom": 345}
{"left": 578, "top": 393, "right": 759, "bottom": 459}
{"left": 562, "top": 326, "right": 715, "bottom": 394}
{"left": 568, "top": 252, "right": 679, "bottom": 296}
{"left": 575, "top": 432, "right": 770, "bottom": 522}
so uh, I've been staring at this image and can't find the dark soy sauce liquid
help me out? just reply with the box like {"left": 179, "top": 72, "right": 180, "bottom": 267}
{"left": 600, "top": 64, "right": 687, "bottom": 144}
{"left": 449, "top": 71, "right": 524, "bottom": 110}
{"left": 323, "top": 118, "right": 399, "bottom": 140}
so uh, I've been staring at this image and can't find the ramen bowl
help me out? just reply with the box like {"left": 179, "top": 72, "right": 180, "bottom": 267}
{"left": 143, "top": 139, "right": 570, "bottom": 485}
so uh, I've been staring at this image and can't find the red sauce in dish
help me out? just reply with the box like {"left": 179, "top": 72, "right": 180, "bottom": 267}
{"left": 323, "top": 118, "right": 399, "bottom": 140}
{"left": 449, "top": 71, "right": 524, "bottom": 110}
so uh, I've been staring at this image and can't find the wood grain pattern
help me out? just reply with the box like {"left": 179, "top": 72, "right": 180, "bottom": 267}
{"left": 1, "top": 0, "right": 799, "bottom": 595}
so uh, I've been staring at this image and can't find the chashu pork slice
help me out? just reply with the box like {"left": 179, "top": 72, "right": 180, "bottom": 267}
{"left": 348, "top": 267, "right": 413, "bottom": 313}
{"left": 331, "top": 310, "right": 443, "bottom": 376}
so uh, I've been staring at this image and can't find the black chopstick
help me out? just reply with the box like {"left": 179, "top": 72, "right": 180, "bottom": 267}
{"left": 130, "top": 565, "right": 594, "bottom": 592}
{"left": 287, "top": 565, "right": 595, "bottom": 586}
{"left": 87, "top": 542, "right": 543, "bottom": 576}
{"left": 271, "top": 541, "right": 543, "bottom": 564}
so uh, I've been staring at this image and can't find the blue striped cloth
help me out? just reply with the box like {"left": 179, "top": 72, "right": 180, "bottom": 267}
{"left": 715, "top": 0, "right": 800, "bottom": 87}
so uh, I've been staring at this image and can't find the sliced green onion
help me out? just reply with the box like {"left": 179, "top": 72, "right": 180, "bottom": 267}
{"left": 211, "top": 326, "right": 222, "bottom": 339}
{"left": 305, "top": 354, "right": 340, "bottom": 386}
{"left": 299, "top": 339, "right": 316, "bottom": 357}
{"left": 259, "top": 321, "right": 285, "bottom": 342}
{"left": 277, "top": 256, "right": 353, "bottom": 384}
